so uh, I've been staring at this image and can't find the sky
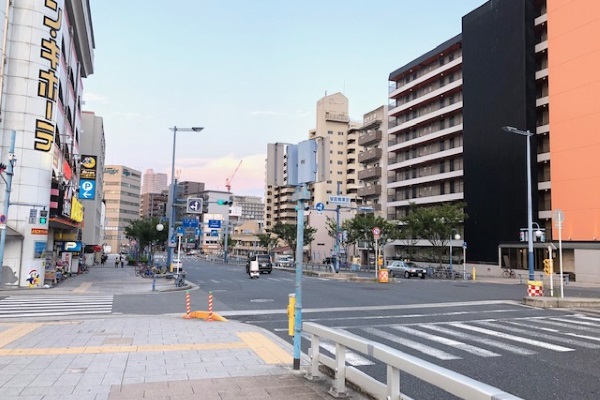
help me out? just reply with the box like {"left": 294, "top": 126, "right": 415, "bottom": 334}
{"left": 83, "top": 0, "right": 487, "bottom": 198}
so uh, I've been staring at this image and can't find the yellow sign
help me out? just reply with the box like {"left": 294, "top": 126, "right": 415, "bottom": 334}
{"left": 31, "top": 228, "right": 48, "bottom": 235}
{"left": 70, "top": 197, "right": 84, "bottom": 222}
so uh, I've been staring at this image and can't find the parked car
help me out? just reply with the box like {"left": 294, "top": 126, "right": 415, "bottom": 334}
{"left": 276, "top": 255, "right": 294, "bottom": 267}
{"left": 387, "top": 260, "right": 426, "bottom": 279}
{"left": 246, "top": 254, "right": 273, "bottom": 274}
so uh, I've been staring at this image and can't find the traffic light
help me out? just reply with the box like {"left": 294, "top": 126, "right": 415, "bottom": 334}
{"left": 543, "top": 258, "right": 553, "bottom": 275}
{"left": 217, "top": 199, "right": 233, "bottom": 205}
{"left": 39, "top": 210, "right": 48, "bottom": 224}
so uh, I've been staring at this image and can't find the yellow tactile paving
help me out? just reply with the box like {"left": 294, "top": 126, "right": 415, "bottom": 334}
{"left": 0, "top": 323, "right": 44, "bottom": 348}
{"left": 236, "top": 331, "right": 293, "bottom": 364}
{"left": 0, "top": 341, "right": 248, "bottom": 356}
{"left": 73, "top": 282, "right": 93, "bottom": 293}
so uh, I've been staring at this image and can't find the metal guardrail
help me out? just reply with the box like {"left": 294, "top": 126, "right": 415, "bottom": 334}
{"left": 303, "top": 322, "right": 523, "bottom": 400}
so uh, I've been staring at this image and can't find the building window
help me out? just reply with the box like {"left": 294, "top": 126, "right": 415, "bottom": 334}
{"left": 440, "top": 141, "right": 445, "bottom": 151}
{"left": 440, "top": 161, "right": 445, "bottom": 173}
{"left": 328, "top": 130, "right": 333, "bottom": 135}
{"left": 440, "top": 182, "right": 445, "bottom": 195}
{"left": 449, "top": 180, "right": 455, "bottom": 193}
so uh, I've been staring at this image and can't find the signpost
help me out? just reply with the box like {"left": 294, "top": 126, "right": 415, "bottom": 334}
{"left": 372, "top": 227, "right": 381, "bottom": 278}
{"left": 554, "top": 209, "right": 564, "bottom": 298}
{"left": 315, "top": 202, "right": 325, "bottom": 212}
{"left": 186, "top": 198, "right": 203, "bottom": 214}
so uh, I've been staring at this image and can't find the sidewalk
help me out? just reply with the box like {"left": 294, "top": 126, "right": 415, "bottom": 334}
{"left": 0, "top": 262, "right": 372, "bottom": 400}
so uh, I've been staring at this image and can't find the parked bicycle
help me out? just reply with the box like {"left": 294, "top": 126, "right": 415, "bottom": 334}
{"left": 502, "top": 268, "right": 515, "bottom": 278}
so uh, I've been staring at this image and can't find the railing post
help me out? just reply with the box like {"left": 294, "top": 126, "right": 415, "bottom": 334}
{"left": 328, "top": 343, "right": 348, "bottom": 398}
{"left": 387, "top": 365, "right": 400, "bottom": 400}
{"left": 307, "top": 334, "right": 321, "bottom": 381}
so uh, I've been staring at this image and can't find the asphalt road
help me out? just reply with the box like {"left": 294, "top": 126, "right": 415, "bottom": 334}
{"left": 113, "top": 257, "right": 600, "bottom": 399}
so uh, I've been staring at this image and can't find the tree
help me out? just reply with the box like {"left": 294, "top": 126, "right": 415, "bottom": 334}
{"left": 124, "top": 217, "right": 168, "bottom": 264}
{"left": 257, "top": 233, "right": 278, "bottom": 252}
{"left": 269, "top": 223, "right": 316, "bottom": 255}
{"left": 401, "top": 202, "right": 467, "bottom": 264}
{"left": 325, "top": 216, "right": 353, "bottom": 261}
{"left": 342, "top": 213, "right": 399, "bottom": 255}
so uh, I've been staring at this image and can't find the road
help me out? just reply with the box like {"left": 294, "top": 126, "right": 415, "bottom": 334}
{"left": 2, "top": 256, "right": 599, "bottom": 399}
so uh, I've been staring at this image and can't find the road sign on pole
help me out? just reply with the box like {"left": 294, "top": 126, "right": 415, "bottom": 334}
{"left": 186, "top": 198, "right": 203, "bottom": 213}
{"left": 372, "top": 227, "right": 381, "bottom": 239}
{"left": 315, "top": 202, "right": 325, "bottom": 212}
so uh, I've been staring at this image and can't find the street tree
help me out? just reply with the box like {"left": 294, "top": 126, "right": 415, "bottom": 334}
{"left": 269, "top": 222, "right": 316, "bottom": 257}
{"left": 342, "top": 213, "right": 399, "bottom": 257}
{"left": 257, "top": 233, "right": 278, "bottom": 252}
{"left": 401, "top": 202, "right": 467, "bottom": 264}
{"left": 325, "top": 216, "right": 352, "bottom": 261}
{"left": 124, "top": 217, "right": 168, "bottom": 264}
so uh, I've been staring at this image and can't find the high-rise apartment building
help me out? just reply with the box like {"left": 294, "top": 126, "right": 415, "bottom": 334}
{"left": 0, "top": 1, "right": 94, "bottom": 287}
{"left": 386, "top": 0, "right": 600, "bottom": 283}
{"left": 103, "top": 166, "right": 141, "bottom": 254}
{"left": 141, "top": 169, "right": 167, "bottom": 195}
{"left": 139, "top": 192, "right": 167, "bottom": 219}
{"left": 231, "top": 195, "right": 264, "bottom": 223}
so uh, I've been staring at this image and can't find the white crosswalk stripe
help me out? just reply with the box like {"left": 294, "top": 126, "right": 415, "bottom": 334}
{"left": 301, "top": 333, "right": 374, "bottom": 366}
{"left": 350, "top": 315, "right": 600, "bottom": 361}
{"left": 0, "top": 296, "right": 113, "bottom": 318}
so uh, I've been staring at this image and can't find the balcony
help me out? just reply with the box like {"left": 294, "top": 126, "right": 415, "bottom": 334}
{"left": 358, "top": 130, "right": 382, "bottom": 146}
{"left": 325, "top": 113, "right": 350, "bottom": 123}
{"left": 357, "top": 166, "right": 382, "bottom": 181}
{"left": 358, "top": 185, "right": 382, "bottom": 197}
{"left": 358, "top": 148, "right": 383, "bottom": 164}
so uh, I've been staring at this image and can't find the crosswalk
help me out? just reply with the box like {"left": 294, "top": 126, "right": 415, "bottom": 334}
{"left": 0, "top": 295, "right": 113, "bottom": 318}
{"left": 304, "top": 314, "right": 600, "bottom": 366}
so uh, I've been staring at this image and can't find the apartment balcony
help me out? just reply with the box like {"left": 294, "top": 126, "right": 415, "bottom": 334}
{"left": 389, "top": 79, "right": 463, "bottom": 117}
{"left": 389, "top": 57, "right": 462, "bottom": 97}
{"left": 357, "top": 166, "right": 382, "bottom": 181}
{"left": 358, "top": 184, "right": 382, "bottom": 197}
{"left": 358, "top": 130, "right": 382, "bottom": 146}
{"left": 358, "top": 148, "right": 383, "bottom": 164}
{"left": 389, "top": 102, "right": 463, "bottom": 135}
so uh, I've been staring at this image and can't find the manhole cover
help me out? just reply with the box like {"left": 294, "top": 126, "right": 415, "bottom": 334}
{"left": 250, "top": 299, "right": 274, "bottom": 303}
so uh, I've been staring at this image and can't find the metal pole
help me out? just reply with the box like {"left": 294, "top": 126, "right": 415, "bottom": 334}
{"left": 526, "top": 132, "right": 534, "bottom": 281}
{"left": 293, "top": 184, "right": 307, "bottom": 370}
{"left": 449, "top": 234, "right": 453, "bottom": 277}
{"left": 463, "top": 244, "right": 467, "bottom": 280}
{"left": 558, "top": 223, "right": 564, "bottom": 298}
{"left": 334, "top": 182, "right": 341, "bottom": 273}
{"left": 166, "top": 127, "right": 177, "bottom": 271}
{"left": 0, "top": 130, "right": 16, "bottom": 285}
{"left": 223, "top": 216, "right": 229, "bottom": 263}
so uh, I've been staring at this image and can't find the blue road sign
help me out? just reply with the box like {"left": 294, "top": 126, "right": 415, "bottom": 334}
{"left": 315, "top": 202, "right": 325, "bottom": 212}
{"left": 195, "top": 227, "right": 201, "bottom": 236}
{"left": 182, "top": 218, "right": 199, "bottom": 228}
{"left": 208, "top": 220, "right": 221, "bottom": 229}
{"left": 79, "top": 179, "right": 96, "bottom": 200}
{"left": 210, "top": 229, "right": 218, "bottom": 237}
{"left": 186, "top": 198, "right": 203, "bottom": 213}
{"left": 176, "top": 226, "right": 185, "bottom": 235}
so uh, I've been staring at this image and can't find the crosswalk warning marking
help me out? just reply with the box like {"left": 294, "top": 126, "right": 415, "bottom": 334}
{"left": 362, "top": 327, "right": 460, "bottom": 360}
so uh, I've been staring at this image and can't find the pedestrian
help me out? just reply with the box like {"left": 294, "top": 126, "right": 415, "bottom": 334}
{"left": 114, "top": 256, "right": 119, "bottom": 268}
{"left": 120, "top": 255, "right": 124, "bottom": 268}
{"left": 100, "top": 255, "right": 106, "bottom": 266}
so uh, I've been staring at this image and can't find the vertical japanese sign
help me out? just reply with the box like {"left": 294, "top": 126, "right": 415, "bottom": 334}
{"left": 79, "top": 155, "right": 97, "bottom": 200}
{"left": 35, "top": 0, "right": 62, "bottom": 152}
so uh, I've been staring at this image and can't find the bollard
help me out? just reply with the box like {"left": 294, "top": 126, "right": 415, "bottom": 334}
{"left": 183, "top": 290, "right": 192, "bottom": 319}
{"left": 207, "top": 291, "right": 213, "bottom": 322}
{"left": 152, "top": 275, "right": 156, "bottom": 291}
{"left": 287, "top": 293, "right": 295, "bottom": 336}
{"left": 472, "top": 266, "right": 476, "bottom": 280}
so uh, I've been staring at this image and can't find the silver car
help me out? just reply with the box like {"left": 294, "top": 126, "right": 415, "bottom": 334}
{"left": 387, "top": 261, "right": 426, "bottom": 279}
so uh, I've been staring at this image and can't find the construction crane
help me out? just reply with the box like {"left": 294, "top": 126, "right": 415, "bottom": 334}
{"left": 225, "top": 160, "right": 243, "bottom": 192}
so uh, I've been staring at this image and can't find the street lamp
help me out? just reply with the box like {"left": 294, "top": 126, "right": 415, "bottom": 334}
{"left": 449, "top": 229, "right": 460, "bottom": 278}
{"left": 502, "top": 126, "right": 535, "bottom": 280}
{"left": 166, "top": 126, "right": 204, "bottom": 272}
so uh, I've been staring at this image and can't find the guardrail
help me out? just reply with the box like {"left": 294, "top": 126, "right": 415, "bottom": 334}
{"left": 303, "top": 322, "right": 523, "bottom": 400}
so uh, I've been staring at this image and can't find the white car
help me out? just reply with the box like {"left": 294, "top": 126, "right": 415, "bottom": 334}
{"left": 387, "top": 261, "right": 427, "bottom": 279}
{"left": 277, "top": 255, "right": 294, "bottom": 267}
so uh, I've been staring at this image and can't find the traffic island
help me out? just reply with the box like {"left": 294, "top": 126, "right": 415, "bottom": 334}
{"left": 523, "top": 296, "right": 600, "bottom": 308}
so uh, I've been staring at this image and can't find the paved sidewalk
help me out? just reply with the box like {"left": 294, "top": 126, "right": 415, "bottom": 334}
{"left": 0, "top": 259, "right": 371, "bottom": 400}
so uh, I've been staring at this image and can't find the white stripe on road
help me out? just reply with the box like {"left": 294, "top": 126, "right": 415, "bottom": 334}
{"left": 390, "top": 325, "right": 499, "bottom": 357}
{"left": 362, "top": 327, "right": 460, "bottom": 360}
{"left": 450, "top": 323, "right": 574, "bottom": 352}
{"left": 418, "top": 324, "right": 536, "bottom": 355}
{"left": 548, "top": 317, "right": 600, "bottom": 327}
{"left": 478, "top": 321, "right": 600, "bottom": 349}
{"left": 301, "top": 333, "right": 373, "bottom": 366}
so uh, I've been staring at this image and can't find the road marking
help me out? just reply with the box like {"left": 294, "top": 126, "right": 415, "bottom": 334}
{"left": 450, "top": 323, "right": 574, "bottom": 352}
{"left": 237, "top": 332, "right": 292, "bottom": 364}
{"left": 390, "top": 325, "right": 499, "bottom": 357}
{"left": 0, "top": 296, "right": 113, "bottom": 318}
{"left": 301, "top": 333, "right": 373, "bottom": 366}
{"left": 0, "top": 323, "right": 44, "bottom": 347}
{"left": 499, "top": 321, "right": 600, "bottom": 349}
{"left": 362, "top": 327, "right": 460, "bottom": 360}
{"left": 548, "top": 317, "right": 600, "bottom": 327}
{"left": 418, "top": 324, "right": 536, "bottom": 355}
{"left": 73, "top": 282, "right": 93, "bottom": 293}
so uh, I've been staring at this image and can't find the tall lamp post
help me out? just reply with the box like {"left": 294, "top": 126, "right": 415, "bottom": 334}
{"left": 166, "top": 126, "right": 203, "bottom": 271}
{"left": 449, "top": 229, "right": 460, "bottom": 278}
{"left": 502, "top": 126, "right": 535, "bottom": 280}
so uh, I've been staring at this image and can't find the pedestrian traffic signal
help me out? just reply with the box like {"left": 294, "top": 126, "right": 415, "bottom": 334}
{"left": 543, "top": 258, "right": 553, "bottom": 275}
{"left": 39, "top": 210, "right": 48, "bottom": 224}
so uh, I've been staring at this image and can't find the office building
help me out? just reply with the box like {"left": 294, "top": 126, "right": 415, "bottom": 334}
{"left": 102, "top": 166, "right": 141, "bottom": 254}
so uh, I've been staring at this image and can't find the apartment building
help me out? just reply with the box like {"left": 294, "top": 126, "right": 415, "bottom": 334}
{"left": 231, "top": 195, "right": 264, "bottom": 223}
{"left": 139, "top": 192, "right": 167, "bottom": 219}
{"left": 386, "top": 0, "right": 600, "bottom": 282}
{"left": 0, "top": 1, "right": 94, "bottom": 287}
{"left": 103, "top": 166, "right": 141, "bottom": 254}
{"left": 141, "top": 169, "right": 167, "bottom": 195}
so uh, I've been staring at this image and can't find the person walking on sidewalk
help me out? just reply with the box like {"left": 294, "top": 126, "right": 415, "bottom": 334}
{"left": 120, "top": 255, "right": 125, "bottom": 268}
{"left": 115, "top": 256, "right": 119, "bottom": 268}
